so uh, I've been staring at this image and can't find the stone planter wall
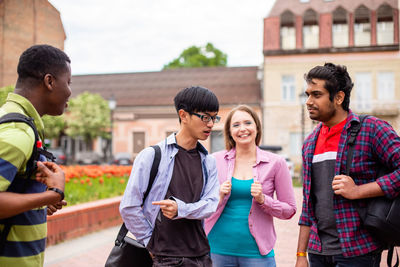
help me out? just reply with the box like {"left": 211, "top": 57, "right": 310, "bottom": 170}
{"left": 46, "top": 196, "right": 123, "bottom": 246}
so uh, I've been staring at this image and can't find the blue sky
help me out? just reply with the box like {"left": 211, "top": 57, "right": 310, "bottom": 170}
{"left": 49, "top": 0, "right": 276, "bottom": 75}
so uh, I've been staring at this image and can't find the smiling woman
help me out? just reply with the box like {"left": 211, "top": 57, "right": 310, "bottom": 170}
{"left": 204, "top": 104, "right": 297, "bottom": 267}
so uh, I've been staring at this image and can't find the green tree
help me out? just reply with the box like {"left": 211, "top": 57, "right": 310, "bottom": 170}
{"left": 0, "top": 86, "right": 14, "bottom": 106}
{"left": 65, "top": 92, "right": 111, "bottom": 146}
{"left": 42, "top": 115, "right": 66, "bottom": 139}
{"left": 163, "top": 42, "right": 227, "bottom": 69}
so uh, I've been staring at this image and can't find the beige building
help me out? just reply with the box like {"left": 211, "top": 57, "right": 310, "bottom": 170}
{"left": 262, "top": 0, "right": 400, "bottom": 165}
{"left": 69, "top": 66, "right": 262, "bottom": 160}
{"left": 0, "top": 0, "right": 65, "bottom": 87}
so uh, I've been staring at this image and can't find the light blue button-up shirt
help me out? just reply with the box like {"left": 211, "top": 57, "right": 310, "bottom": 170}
{"left": 120, "top": 134, "right": 220, "bottom": 246}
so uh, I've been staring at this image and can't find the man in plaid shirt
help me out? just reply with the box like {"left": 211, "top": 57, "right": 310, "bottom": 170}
{"left": 295, "top": 63, "right": 400, "bottom": 267}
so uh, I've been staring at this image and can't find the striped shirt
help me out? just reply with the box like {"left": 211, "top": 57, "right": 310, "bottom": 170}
{"left": 299, "top": 110, "right": 400, "bottom": 257}
{"left": 0, "top": 93, "right": 47, "bottom": 267}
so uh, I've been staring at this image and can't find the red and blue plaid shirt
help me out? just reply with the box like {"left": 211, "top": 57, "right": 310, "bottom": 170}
{"left": 299, "top": 110, "right": 400, "bottom": 257}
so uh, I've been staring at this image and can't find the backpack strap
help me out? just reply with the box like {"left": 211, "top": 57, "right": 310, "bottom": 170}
{"left": 0, "top": 113, "right": 41, "bottom": 178}
{"left": 345, "top": 115, "right": 368, "bottom": 176}
{"left": 116, "top": 145, "right": 161, "bottom": 246}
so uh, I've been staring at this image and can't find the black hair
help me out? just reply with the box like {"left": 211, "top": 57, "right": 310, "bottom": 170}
{"left": 305, "top": 62, "right": 353, "bottom": 111}
{"left": 17, "top": 44, "right": 71, "bottom": 85}
{"left": 174, "top": 86, "right": 219, "bottom": 117}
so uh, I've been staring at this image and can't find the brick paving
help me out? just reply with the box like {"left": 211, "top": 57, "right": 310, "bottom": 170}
{"left": 44, "top": 187, "right": 394, "bottom": 267}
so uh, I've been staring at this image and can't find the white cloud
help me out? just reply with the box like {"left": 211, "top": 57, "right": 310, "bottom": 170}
{"left": 49, "top": 0, "right": 276, "bottom": 75}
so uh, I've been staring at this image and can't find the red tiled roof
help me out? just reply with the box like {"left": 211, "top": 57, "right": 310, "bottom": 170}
{"left": 71, "top": 66, "right": 261, "bottom": 107}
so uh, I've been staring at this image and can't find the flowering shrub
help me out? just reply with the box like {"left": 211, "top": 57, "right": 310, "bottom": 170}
{"left": 61, "top": 165, "right": 132, "bottom": 206}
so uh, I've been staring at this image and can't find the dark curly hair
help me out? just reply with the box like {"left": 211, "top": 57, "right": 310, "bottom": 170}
{"left": 17, "top": 44, "right": 71, "bottom": 85}
{"left": 305, "top": 63, "right": 353, "bottom": 111}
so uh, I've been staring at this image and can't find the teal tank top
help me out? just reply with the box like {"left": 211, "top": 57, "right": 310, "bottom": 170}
{"left": 208, "top": 177, "right": 274, "bottom": 258}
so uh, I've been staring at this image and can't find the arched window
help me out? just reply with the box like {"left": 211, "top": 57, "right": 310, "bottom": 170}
{"left": 280, "top": 11, "right": 296, "bottom": 50}
{"left": 377, "top": 4, "right": 394, "bottom": 45}
{"left": 332, "top": 7, "right": 349, "bottom": 47}
{"left": 303, "top": 9, "right": 319, "bottom": 49}
{"left": 354, "top": 5, "right": 371, "bottom": 46}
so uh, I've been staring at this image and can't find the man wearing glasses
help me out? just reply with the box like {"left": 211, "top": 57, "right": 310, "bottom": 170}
{"left": 120, "top": 86, "right": 221, "bottom": 267}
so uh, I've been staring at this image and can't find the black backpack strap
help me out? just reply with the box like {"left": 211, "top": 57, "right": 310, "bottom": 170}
{"left": 345, "top": 115, "right": 368, "bottom": 176}
{"left": 116, "top": 145, "right": 161, "bottom": 246}
{"left": 0, "top": 112, "right": 41, "bottom": 178}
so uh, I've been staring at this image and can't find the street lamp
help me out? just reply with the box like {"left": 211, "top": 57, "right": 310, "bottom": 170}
{"left": 108, "top": 95, "right": 116, "bottom": 162}
{"left": 299, "top": 91, "right": 307, "bottom": 182}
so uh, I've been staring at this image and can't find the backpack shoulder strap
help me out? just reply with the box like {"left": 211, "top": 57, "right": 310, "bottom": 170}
{"left": 0, "top": 112, "right": 40, "bottom": 178}
{"left": 117, "top": 145, "right": 161, "bottom": 245}
{"left": 346, "top": 115, "right": 368, "bottom": 175}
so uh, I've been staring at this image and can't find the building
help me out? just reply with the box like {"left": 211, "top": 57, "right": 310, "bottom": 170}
{"left": 68, "top": 66, "right": 262, "bottom": 160}
{"left": 262, "top": 0, "right": 400, "bottom": 164}
{"left": 0, "top": 0, "right": 65, "bottom": 87}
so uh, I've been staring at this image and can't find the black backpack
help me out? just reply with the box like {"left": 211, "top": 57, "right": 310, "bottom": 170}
{"left": 347, "top": 115, "right": 400, "bottom": 267}
{"left": 0, "top": 112, "right": 56, "bottom": 254}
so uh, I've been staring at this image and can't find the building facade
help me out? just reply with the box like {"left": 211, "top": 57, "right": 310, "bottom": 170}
{"left": 0, "top": 0, "right": 65, "bottom": 87}
{"left": 69, "top": 66, "right": 262, "bottom": 161}
{"left": 263, "top": 0, "right": 400, "bottom": 164}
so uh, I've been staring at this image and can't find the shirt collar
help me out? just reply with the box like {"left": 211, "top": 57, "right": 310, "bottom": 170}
{"left": 166, "top": 133, "right": 208, "bottom": 155}
{"left": 5, "top": 93, "right": 45, "bottom": 139}
{"left": 223, "top": 146, "right": 270, "bottom": 164}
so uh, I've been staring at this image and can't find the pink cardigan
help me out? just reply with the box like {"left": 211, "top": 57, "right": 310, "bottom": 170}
{"left": 204, "top": 147, "right": 297, "bottom": 255}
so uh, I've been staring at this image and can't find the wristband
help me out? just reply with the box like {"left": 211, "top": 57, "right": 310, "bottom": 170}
{"left": 48, "top": 187, "right": 64, "bottom": 201}
{"left": 296, "top": 252, "right": 307, "bottom": 257}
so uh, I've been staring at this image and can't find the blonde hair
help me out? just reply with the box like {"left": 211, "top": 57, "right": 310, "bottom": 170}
{"left": 223, "top": 105, "right": 262, "bottom": 150}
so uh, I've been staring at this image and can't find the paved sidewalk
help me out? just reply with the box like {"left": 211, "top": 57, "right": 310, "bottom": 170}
{"left": 44, "top": 187, "right": 392, "bottom": 267}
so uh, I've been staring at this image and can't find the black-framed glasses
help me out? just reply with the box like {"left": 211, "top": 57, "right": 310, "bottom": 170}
{"left": 190, "top": 112, "right": 221, "bottom": 123}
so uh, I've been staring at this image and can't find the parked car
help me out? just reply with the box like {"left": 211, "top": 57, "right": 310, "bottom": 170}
{"left": 47, "top": 148, "right": 67, "bottom": 165}
{"left": 75, "top": 151, "right": 102, "bottom": 165}
{"left": 112, "top": 152, "right": 133, "bottom": 166}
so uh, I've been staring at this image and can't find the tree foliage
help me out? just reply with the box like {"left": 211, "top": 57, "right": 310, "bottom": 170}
{"left": 65, "top": 92, "right": 111, "bottom": 143}
{"left": 42, "top": 115, "right": 66, "bottom": 139}
{"left": 163, "top": 42, "right": 227, "bottom": 69}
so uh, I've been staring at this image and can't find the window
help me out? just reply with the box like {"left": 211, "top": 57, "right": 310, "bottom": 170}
{"left": 132, "top": 132, "right": 145, "bottom": 154}
{"left": 332, "top": 7, "right": 348, "bottom": 47}
{"left": 377, "top": 4, "right": 394, "bottom": 45}
{"left": 377, "top": 72, "right": 395, "bottom": 100}
{"left": 303, "top": 9, "right": 319, "bottom": 49}
{"left": 355, "top": 73, "right": 372, "bottom": 111}
{"left": 211, "top": 131, "right": 224, "bottom": 153}
{"left": 282, "top": 75, "right": 296, "bottom": 102}
{"left": 354, "top": 5, "right": 371, "bottom": 46}
{"left": 280, "top": 11, "right": 296, "bottom": 50}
